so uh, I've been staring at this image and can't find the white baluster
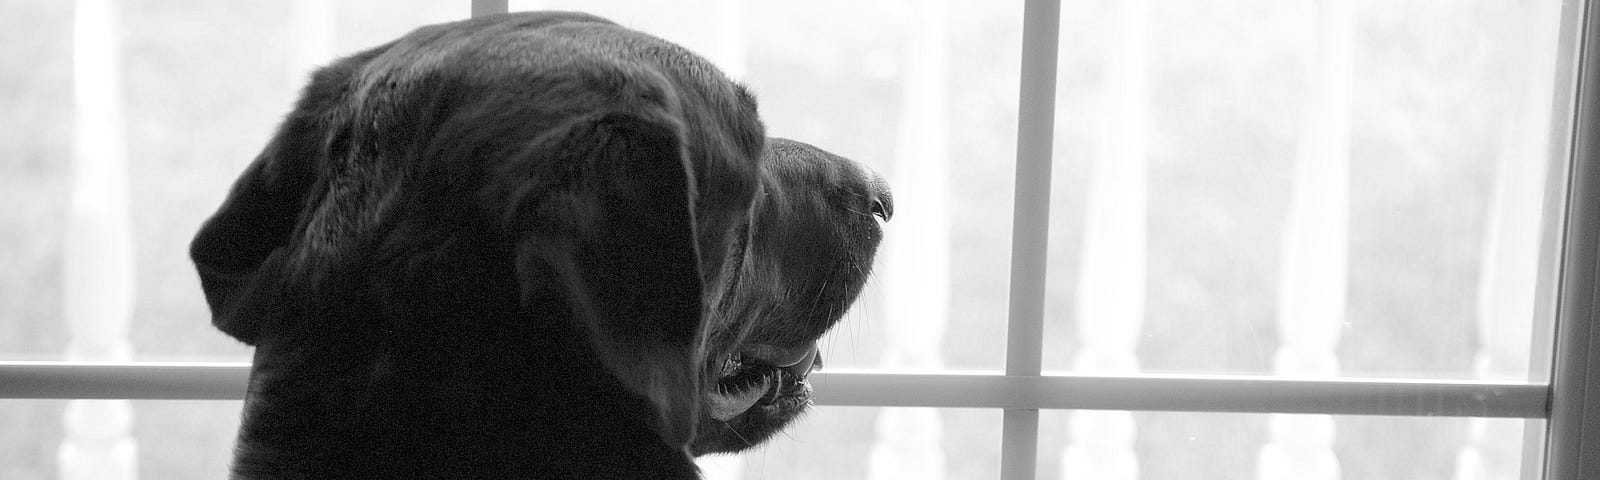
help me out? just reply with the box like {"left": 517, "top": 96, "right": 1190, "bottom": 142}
{"left": 1258, "top": 1, "right": 1350, "bottom": 479}
{"left": 1061, "top": 0, "right": 1147, "bottom": 478}
{"left": 870, "top": 1, "right": 950, "bottom": 479}
{"left": 1454, "top": 1, "right": 1559, "bottom": 479}
{"left": 60, "top": 0, "right": 137, "bottom": 479}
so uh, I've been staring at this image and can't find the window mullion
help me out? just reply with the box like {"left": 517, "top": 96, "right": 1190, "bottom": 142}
{"left": 1003, "top": 0, "right": 1063, "bottom": 479}
{"left": 0, "top": 363, "right": 1550, "bottom": 419}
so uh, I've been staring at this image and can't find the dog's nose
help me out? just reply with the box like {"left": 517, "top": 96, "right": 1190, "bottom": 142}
{"left": 870, "top": 196, "right": 891, "bottom": 223}
{"left": 868, "top": 173, "right": 893, "bottom": 222}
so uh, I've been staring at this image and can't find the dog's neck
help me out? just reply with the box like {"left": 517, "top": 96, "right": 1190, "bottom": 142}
{"left": 229, "top": 264, "right": 700, "bottom": 479}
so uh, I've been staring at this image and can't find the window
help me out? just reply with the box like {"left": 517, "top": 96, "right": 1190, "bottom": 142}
{"left": 3, "top": 0, "right": 1597, "bottom": 478}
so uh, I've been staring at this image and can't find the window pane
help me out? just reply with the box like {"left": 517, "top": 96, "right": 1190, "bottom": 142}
{"left": 0, "top": 399, "right": 242, "bottom": 479}
{"left": 0, "top": 3, "right": 72, "bottom": 361}
{"left": 1037, "top": 410, "right": 1542, "bottom": 480}
{"left": 0, "top": 0, "right": 465, "bottom": 361}
{"left": 1041, "top": 0, "right": 1573, "bottom": 380}
{"left": 0, "top": 400, "right": 65, "bottom": 480}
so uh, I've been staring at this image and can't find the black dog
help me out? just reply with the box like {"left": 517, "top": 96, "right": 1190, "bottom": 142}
{"left": 191, "top": 11, "right": 889, "bottom": 479}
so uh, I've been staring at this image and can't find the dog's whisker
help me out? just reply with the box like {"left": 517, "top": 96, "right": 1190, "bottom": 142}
{"left": 723, "top": 418, "right": 756, "bottom": 448}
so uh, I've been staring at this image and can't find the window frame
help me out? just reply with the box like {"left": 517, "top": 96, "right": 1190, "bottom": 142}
{"left": 1545, "top": 0, "right": 1600, "bottom": 477}
{"left": 2, "top": 0, "right": 1597, "bottom": 478}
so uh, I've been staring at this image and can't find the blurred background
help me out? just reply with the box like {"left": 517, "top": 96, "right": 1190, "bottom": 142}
{"left": 0, "top": 0, "right": 1574, "bottom": 478}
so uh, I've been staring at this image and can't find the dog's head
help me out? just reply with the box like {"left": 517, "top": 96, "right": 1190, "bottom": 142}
{"left": 190, "top": 11, "right": 886, "bottom": 476}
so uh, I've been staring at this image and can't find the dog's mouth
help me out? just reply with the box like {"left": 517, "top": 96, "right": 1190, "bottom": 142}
{"left": 705, "top": 341, "right": 821, "bottom": 421}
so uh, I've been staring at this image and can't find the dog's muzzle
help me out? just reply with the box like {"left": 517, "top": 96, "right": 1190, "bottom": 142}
{"left": 705, "top": 342, "right": 822, "bottom": 420}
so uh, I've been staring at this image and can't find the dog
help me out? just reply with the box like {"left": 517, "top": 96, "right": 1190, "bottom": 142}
{"left": 190, "top": 11, "right": 889, "bottom": 479}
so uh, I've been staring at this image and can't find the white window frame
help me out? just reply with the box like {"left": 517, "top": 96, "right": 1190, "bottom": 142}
{"left": 1545, "top": 0, "right": 1600, "bottom": 476}
{"left": 3, "top": 0, "right": 1598, "bottom": 478}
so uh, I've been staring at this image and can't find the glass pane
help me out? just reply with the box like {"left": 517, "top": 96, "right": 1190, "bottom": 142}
{"left": 1037, "top": 410, "right": 1543, "bottom": 480}
{"left": 0, "top": 400, "right": 66, "bottom": 480}
{"left": 1041, "top": 0, "right": 1573, "bottom": 379}
{"left": 0, "top": 399, "right": 242, "bottom": 479}
{"left": 0, "top": 1, "right": 466, "bottom": 361}
{"left": 0, "top": 2, "right": 74, "bottom": 360}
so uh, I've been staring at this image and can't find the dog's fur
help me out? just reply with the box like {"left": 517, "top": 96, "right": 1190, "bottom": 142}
{"left": 190, "top": 11, "right": 888, "bottom": 479}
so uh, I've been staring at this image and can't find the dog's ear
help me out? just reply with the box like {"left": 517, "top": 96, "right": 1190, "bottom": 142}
{"left": 189, "top": 54, "right": 366, "bottom": 345}
{"left": 503, "top": 109, "right": 706, "bottom": 447}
